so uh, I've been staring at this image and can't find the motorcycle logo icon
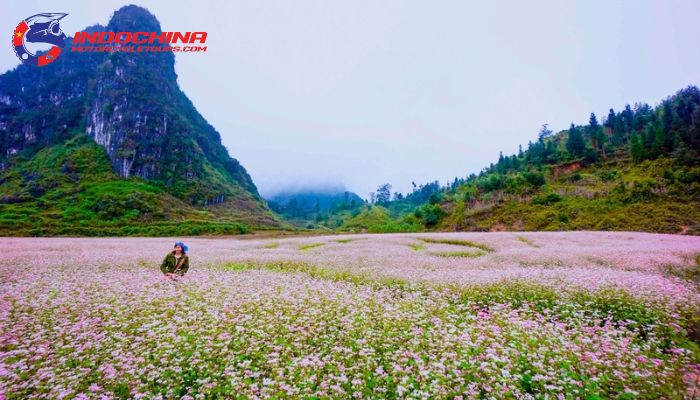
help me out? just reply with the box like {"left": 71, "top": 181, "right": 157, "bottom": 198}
{"left": 12, "top": 13, "right": 68, "bottom": 67}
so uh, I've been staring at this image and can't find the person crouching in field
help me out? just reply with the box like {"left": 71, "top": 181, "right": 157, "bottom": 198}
{"left": 161, "top": 241, "right": 189, "bottom": 279}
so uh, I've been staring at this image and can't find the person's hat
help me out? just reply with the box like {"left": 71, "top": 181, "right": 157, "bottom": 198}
{"left": 173, "top": 241, "right": 189, "bottom": 253}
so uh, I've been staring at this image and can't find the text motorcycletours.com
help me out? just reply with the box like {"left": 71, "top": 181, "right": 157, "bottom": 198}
{"left": 71, "top": 31, "right": 208, "bottom": 53}
{"left": 13, "top": 13, "right": 207, "bottom": 67}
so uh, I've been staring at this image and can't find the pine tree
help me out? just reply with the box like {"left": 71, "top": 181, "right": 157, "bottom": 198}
{"left": 643, "top": 122, "right": 656, "bottom": 150}
{"left": 659, "top": 103, "right": 676, "bottom": 151}
{"left": 589, "top": 112, "right": 600, "bottom": 131}
{"left": 630, "top": 133, "right": 644, "bottom": 162}
{"left": 605, "top": 108, "right": 616, "bottom": 129}
{"left": 588, "top": 112, "right": 599, "bottom": 147}
{"left": 538, "top": 124, "right": 553, "bottom": 142}
{"left": 588, "top": 112, "right": 606, "bottom": 157}
{"left": 622, "top": 104, "right": 634, "bottom": 143}
{"left": 633, "top": 102, "right": 653, "bottom": 130}
{"left": 598, "top": 129, "right": 607, "bottom": 158}
{"left": 496, "top": 151, "right": 507, "bottom": 173}
{"left": 503, "top": 154, "right": 512, "bottom": 171}
{"left": 545, "top": 140, "right": 557, "bottom": 163}
{"left": 528, "top": 141, "right": 545, "bottom": 165}
{"left": 566, "top": 123, "right": 585, "bottom": 157}
{"left": 511, "top": 154, "right": 520, "bottom": 170}
{"left": 606, "top": 108, "right": 625, "bottom": 146}
{"left": 652, "top": 122, "right": 666, "bottom": 157}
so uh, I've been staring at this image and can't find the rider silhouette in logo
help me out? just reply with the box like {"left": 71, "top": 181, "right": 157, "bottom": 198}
{"left": 12, "top": 13, "right": 68, "bottom": 67}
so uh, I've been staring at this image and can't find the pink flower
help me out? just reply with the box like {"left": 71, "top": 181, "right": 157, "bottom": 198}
{"left": 89, "top": 383, "right": 102, "bottom": 393}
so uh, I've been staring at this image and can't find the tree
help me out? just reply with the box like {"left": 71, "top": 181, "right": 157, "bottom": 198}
{"left": 620, "top": 104, "right": 634, "bottom": 144}
{"left": 630, "top": 133, "right": 644, "bottom": 162}
{"left": 511, "top": 154, "right": 520, "bottom": 170}
{"left": 538, "top": 124, "right": 553, "bottom": 142}
{"left": 527, "top": 140, "right": 545, "bottom": 165}
{"left": 659, "top": 103, "right": 676, "bottom": 152}
{"left": 633, "top": 102, "right": 653, "bottom": 130}
{"left": 375, "top": 183, "right": 392, "bottom": 204}
{"left": 589, "top": 112, "right": 600, "bottom": 131}
{"left": 605, "top": 108, "right": 616, "bottom": 129}
{"left": 690, "top": 104, "right": 700, "bottom": 152}
{"left": 588, "top": 112, "right": 606, "bottom": 157}
{"left": 597, "top": 129, "right": 607, "bottom": 157}
{"left": 545, "top": 140, "right": 558, "bottom": 163}
{"left": 566, "top": 123, "right": 585, "bottom": 157}
{"left": 653, "top": 122, "right": 666, "bottom": 157}
{"left": 613, "top": 118, "right": 627, "bottom": 146}
{"left": 643, "top": 121, "right": 656, "bottom": 150}
{"left": 606, "top": 108, "right": 625, "bottom": 146}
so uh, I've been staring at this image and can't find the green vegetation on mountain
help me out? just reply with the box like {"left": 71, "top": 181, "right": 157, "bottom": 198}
{"left": 2, "top": 4, "right": 697, "bottom": 236}
{"left": 0, "top": 132, "right": 278, "bottom": 236}
{"left": 0, "top": 6, "right": 280, "bottom": 235}
{"left": 266, "top": 188, "right": 365, "bottom": 229}
{"left": 334, "top": 86, "right": 700, "bottom": 234}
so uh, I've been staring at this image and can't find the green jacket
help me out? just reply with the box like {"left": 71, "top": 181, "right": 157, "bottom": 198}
{"left": 160, "top": 252, "right": 190, "bottom": 275}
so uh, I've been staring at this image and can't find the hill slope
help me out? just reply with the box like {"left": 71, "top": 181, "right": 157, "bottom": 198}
{"left": 436, "top": 157, "right": 700, "bottom": 233}
{"left": 0, "top": 5, "right": 280, "bottom": 235}
{"left": 343, "top": 86, "right": 700, "bottom": 234}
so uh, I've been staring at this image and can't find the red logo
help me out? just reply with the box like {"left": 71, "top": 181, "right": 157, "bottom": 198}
{"left": 12, "top": 13, "right": 68, "bottom": 67}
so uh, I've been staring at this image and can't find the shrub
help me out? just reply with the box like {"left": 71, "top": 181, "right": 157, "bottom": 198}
{"left": 599, "top": 169, "right": 617, "bottom": 182}
{"left": 678, "top": 167, "right": 700, "bottom": 184}
{"left": 522, "top": 170, "right": 546, "bottom": 187}
{"left": 532, "top": 192, "right": 562, "bottom": 205}
{"left": 611, "top": 180, "right": 656, "bottom": 203}
{"left": 569, "top": 172, "right": 582, "bottom": 182}
{"left": 459, "top": 185, "right": 478, "bottom": 202}
{"left": 476, "top": 174, "right": 505, "bottom": 192}
{"left": 504, "top": 174, "right": 527, "bottom": 195}
{"left": 428, "top": 193, "right": 442, "bottom": 205}
{"left": 662, "top": 169, "right": 676, "bottom": 183}
{"left": 420, "top": 204, "right": 446, "bottom": 227}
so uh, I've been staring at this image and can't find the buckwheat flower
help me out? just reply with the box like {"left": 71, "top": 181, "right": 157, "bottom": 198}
{"left": 88, "top": 383, "right": 102, "bottom": 392}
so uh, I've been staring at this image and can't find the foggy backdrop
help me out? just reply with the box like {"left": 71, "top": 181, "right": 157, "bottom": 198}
{"left": 2, "top": 0, "right": 699, "bottom": 199}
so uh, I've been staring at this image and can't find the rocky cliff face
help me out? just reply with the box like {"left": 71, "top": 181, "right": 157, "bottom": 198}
{"left": 0, "top": 5, "right": 260, "bottom": 207}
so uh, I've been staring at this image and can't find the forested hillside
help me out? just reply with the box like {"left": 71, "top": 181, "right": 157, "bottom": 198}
{"left": 342, "top": 86, "right": 700, "bottom": 234}
{"left": 267, "top": 188, "right": 365, "bottom": 229}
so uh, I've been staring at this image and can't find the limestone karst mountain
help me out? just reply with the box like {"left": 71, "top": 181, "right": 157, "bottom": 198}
{"left": 0, "top": 5, "right": 279, "bottom": 235}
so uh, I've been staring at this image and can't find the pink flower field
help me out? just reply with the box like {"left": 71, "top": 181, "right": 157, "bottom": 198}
{"left": 1, "top": 232, "right": 699, "bottom": 399}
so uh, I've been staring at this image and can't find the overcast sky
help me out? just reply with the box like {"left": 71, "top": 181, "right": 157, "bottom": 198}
{"left": 2, "top": 1, "right": 699, "bottom": 198}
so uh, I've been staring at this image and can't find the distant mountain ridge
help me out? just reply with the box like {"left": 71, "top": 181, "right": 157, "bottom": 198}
{"left": 267, "top": 187, "right": 364, "bottom": 217}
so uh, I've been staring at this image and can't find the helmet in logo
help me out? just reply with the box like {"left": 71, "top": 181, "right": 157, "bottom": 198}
{"left": 12, "top": 13, "right": 68, "bottom": 67}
